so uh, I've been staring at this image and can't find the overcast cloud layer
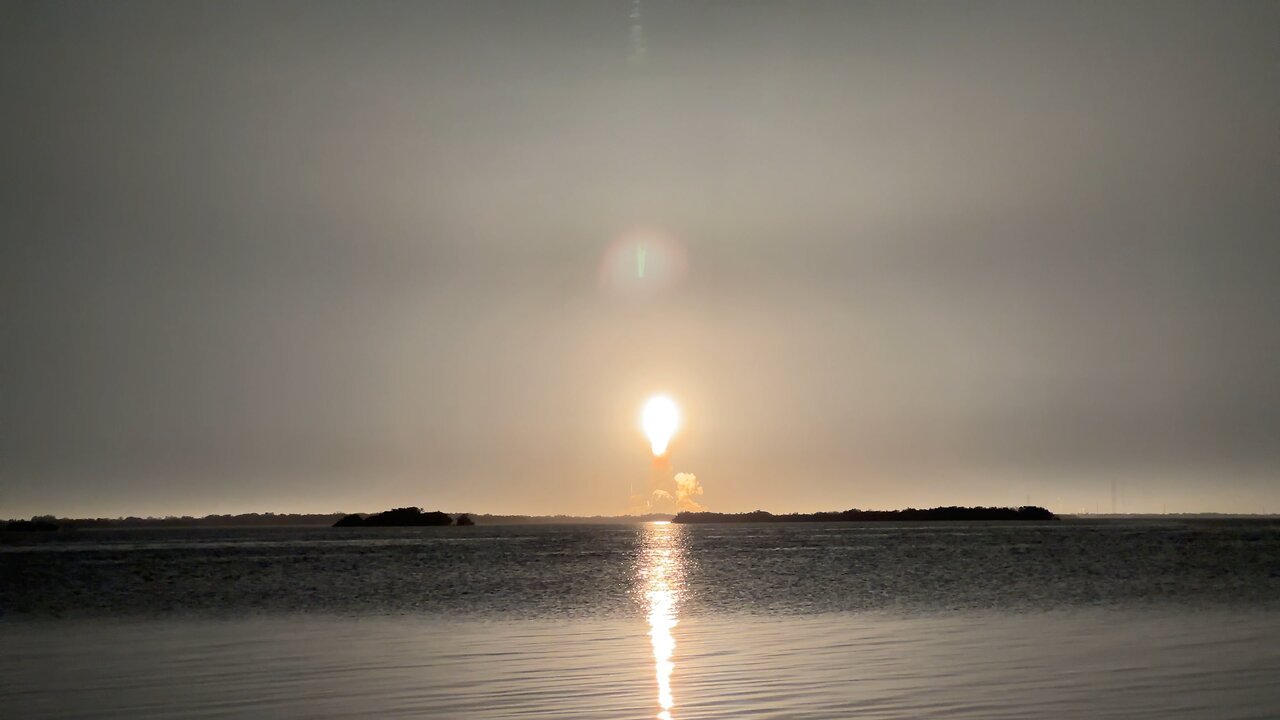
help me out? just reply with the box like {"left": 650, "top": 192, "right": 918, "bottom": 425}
{"left": 3, "top": 1, "right": 1278, "bottom": 517}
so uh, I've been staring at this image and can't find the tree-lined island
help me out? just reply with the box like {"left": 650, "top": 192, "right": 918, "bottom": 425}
{"left": 7, "top": 505, "right": 1060, "bottom": 531}
{"left": 673, "top": 506, "right": 1058, "bottom": 523}
{"left": 333, "top": 507, "right": 473, "bottom": 527}
{"left": 335, "top": 505, "right": 1059, "bottom": 526}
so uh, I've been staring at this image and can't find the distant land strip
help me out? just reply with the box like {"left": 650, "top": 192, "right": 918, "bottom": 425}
{"left": 15, "top": 506, "right": 1280, "bottom": 531}
{"left": 2, "top": 511, "right": 676, "bottom": 530}
{"left": 672, "top": 506, "right": 1058, "bottom": 523}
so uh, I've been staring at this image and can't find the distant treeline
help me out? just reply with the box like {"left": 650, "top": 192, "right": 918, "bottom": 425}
{"left": 672, "top": 506, "right": 1058, "bottom": 523}
{"left": 332, "top": 511, "right": 681, "bottom": 527}
{"left": 5, "top": 513, "right": 351, "bottom": 529}
{"left": 4, "top": 511, "right": 676, "bottom": 530}
{"left": 470, "top": 513, "right": 674, "bottom": 525}
{"left": 333, "top": 507, "right": 472, "bottom": 527}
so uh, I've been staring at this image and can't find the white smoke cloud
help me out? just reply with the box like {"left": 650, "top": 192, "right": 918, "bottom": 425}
{"left": 631, "top": 458, "right": 706, "bottom": 514}
{"left": 674, "top": 472, "right": 704, "bottom": 511}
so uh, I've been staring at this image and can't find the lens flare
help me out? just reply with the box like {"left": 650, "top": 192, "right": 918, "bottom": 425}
{"left": 597, "top": 228, "right": 687, "bottom": 301}
{"left": 642, "top": 396, "right": 679, "bottom": 456}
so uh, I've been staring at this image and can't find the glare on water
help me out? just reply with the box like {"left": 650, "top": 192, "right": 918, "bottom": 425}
{"left": 3, "top": 524, "right": 1280, "bottom": 719}
{"left": 641, "top": 520, "right": 685, "bottom": 719}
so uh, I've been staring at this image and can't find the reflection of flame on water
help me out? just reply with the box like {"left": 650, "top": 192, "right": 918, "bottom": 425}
{"left": 641, "top": 521, "right": 683, "bottom": 720}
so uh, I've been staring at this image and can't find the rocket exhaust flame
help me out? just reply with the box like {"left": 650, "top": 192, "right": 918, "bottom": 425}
{"left": 632, "top": 395, "right": 703, "bottom": 516}
{"left": 642, "top": 396, "right": 679, "bottom": 456}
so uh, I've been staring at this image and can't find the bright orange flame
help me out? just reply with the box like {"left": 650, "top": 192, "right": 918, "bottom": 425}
{"left": 642, "top": 396, "right": 679, "bottom": 456}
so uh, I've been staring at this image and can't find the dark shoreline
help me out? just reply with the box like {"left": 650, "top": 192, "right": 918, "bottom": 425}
{"left": 3, "top": 511, "right": 678, "bottom": 531}
{"left": 673, "top": 506, "right": 1058, "bottom": 524}
{"left": 18, "top": 507, "right": 1280, "bottom": 531}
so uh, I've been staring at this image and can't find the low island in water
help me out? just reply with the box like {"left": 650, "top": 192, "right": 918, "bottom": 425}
{"left": 333, "top": 507, "right": 472, "bottom": 527}
{"left": 672, "top": 505, "right": 1057, "bottom": 523}
{"left": 5, "top": 506, "right": 1058, "bottom": 531}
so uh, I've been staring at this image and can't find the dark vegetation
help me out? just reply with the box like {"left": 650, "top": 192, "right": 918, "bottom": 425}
{"left": 5, "top": 508, "right": 1069, "bottom": 531}
{"left": 2, "top": 511, "right": 679, "bottom": 529}
{"left": 4, "top": 518, "right": 60, "bottom": 531}
{"left": 332, "top": 507, "right": 455, "bottom": 527}
{"left": 3, "top": 513, "right": 352, "bottom": 529}
{"left": 470, "top": 513, "right": 673, "bottom": 525}
{"left": 672, "top": 506, "right": 1058, "bottom": 523}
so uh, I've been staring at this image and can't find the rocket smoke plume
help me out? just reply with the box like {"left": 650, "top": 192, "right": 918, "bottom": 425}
{"left": 630, "top": 456, "right": 705, "bottom": 514}
{"left": 673, "top": 473, "right": 704, "bottom": 511}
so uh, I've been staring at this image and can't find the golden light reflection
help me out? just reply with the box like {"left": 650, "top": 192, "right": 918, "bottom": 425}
{"left": 640, "top": 520, "right": 685, "bottom": 720}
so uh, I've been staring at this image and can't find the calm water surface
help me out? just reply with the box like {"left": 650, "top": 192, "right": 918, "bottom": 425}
{"left": 4, "top": 520, "right": 1279, "bottom": 718}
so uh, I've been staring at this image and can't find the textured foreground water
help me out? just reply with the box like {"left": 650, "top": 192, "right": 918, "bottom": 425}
{"left": 4, "top": 520, "right": 1280, "bottom": 718}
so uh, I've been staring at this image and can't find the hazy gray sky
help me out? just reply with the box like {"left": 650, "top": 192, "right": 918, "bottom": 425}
{"left": 3, "top": 0, "right": 1278, "bottom": 517}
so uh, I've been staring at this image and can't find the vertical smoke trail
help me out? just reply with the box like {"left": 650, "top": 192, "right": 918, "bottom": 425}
{"left": 629, "top": 0, "right": 647, "bottom": 66}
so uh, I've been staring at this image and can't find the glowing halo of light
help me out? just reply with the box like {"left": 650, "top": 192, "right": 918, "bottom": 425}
{"left": 597, "top": 227, "right": 687, "bottom": 300}
{"left": 642, "top": 395, "right": 679, "bottom": 456}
